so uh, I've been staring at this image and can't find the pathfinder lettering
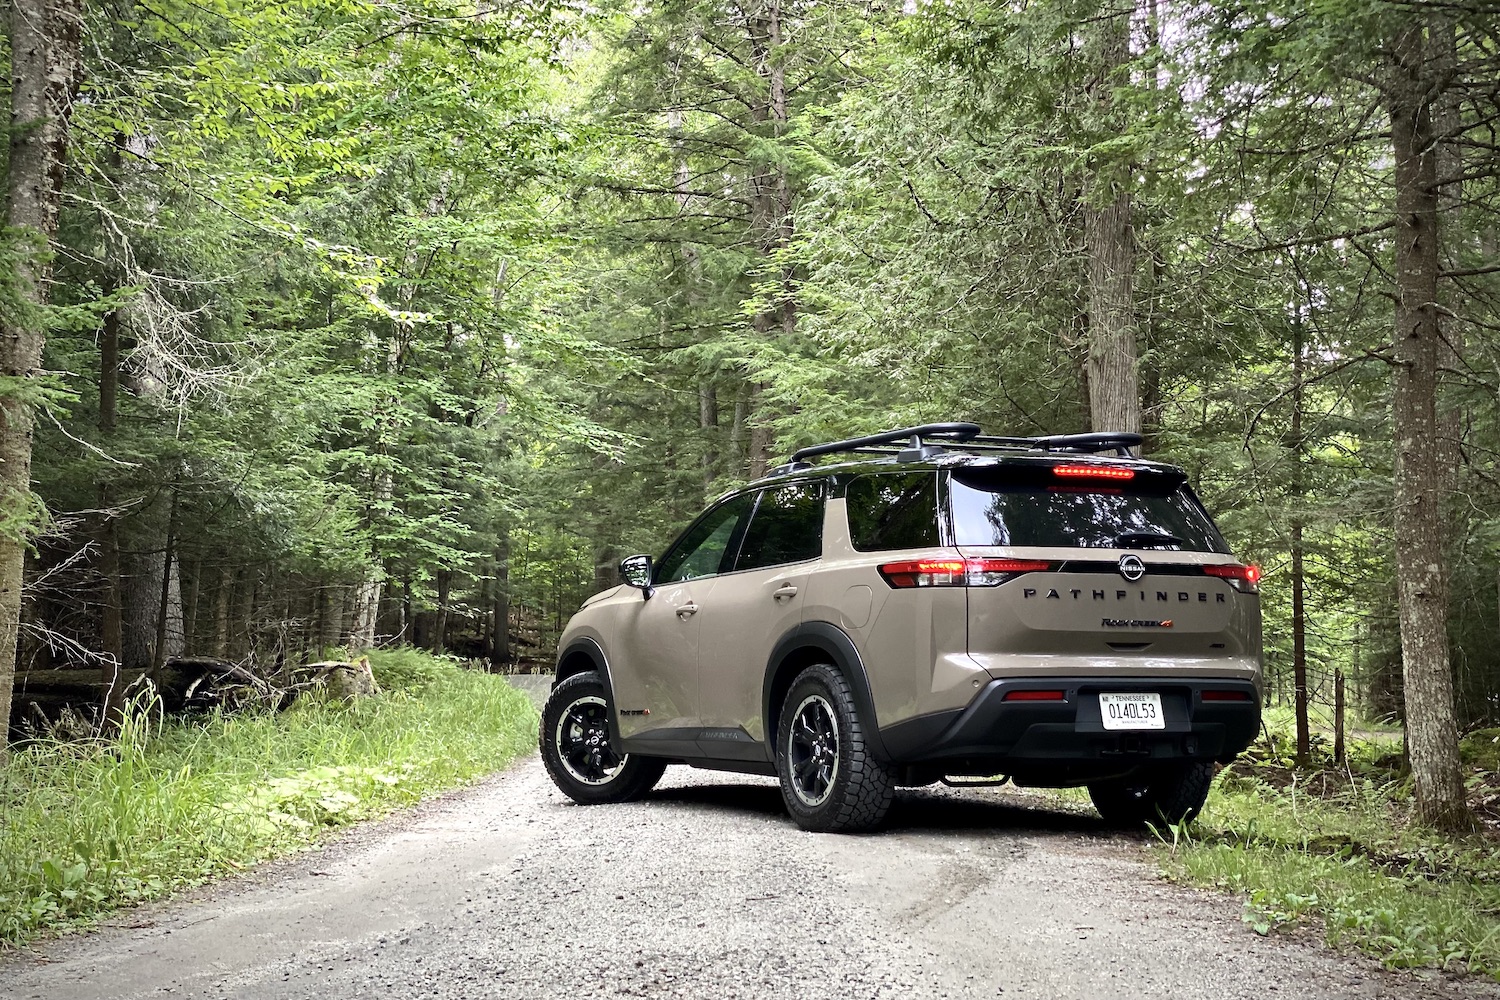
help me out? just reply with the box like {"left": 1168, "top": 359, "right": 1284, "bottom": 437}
{"left": 1022, "top": 588, "right": 1225, "bottom": 603}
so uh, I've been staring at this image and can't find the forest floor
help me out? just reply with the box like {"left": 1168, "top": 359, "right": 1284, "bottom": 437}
{"left": 1148, "top": 721, "right": 1500, "bottom": 977}
{"left": 2, "top": 750, "right": 1497, "bottom": 1000}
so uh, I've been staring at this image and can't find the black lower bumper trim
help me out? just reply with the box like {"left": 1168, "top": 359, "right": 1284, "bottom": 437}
{"left": 881, "top": 676, "right": 1260, "bottom": 778}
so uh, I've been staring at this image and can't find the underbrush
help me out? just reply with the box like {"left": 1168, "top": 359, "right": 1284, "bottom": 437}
{"left": 1158, "top": 720, "right": 1500, "bottom": 978}
{"left": 0, "top": 648, "right": 536, "bottom": 946}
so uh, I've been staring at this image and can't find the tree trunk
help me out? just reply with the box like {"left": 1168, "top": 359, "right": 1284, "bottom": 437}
{"left": 729, "top": 391, "right": 748, "bottom": 470}
{"left": 742, "top": 0, "right": 793, "bottom": 479}
{"left": 151, "top": 489, "right": 180, "bottom": 678}
{"left": 431, "top": 570, "right": 451, "bottom": 653}
{"left": 699, "top": 381, "right": 718, "bottom": 494}
{"left": 593, "top": 544, "right": 619, "bottom": 595}
{"left": 492, "top": 537, "right": 510, "bottom": 666}
{"left": 400, "top": 577, "right": 412, "bottom": 645}
{"left": 182, "top": 556, "right": 201, "bottom": 652}
{"left": 97, "top": 304, "right": 126, "bottom": 726}
{"left": 1385, "top": 20, "right": 1471, "bottom": 831}
{"left": 349, "top": 575, "right": 381, "bottom": 651}
{"left": 232, "top": 568, "right": 256, "bottom": 661}
{"left": 0, "top": 0, "right": 83, "bottom": 749}
{"left": 1291, "top": 307, "right": 1310, "bottom": 765}
{"left": 1083, "top": 6, "right": 1140, "bottom": 438}
{"left": 213, "top": 564, "right": 233, "bottom": 658}
{"left": 98, "top": 504, "right": 127, "bottom": 725}
{"left": 313, "top": 585, "right": 331, "bottom": 655}
{"left": 1334, "top": 668, "right": 1346, "bottom": 766}
{"left": 123, "top": 539, "right": 163, "bottom": 672}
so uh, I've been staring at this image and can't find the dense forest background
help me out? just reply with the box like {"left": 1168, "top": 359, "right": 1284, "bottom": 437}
{"left": 2, "top": 2, "right": 1499, "bottom": 819}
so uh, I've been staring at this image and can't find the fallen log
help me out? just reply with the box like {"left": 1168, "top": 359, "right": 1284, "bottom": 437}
{"left": 9, "top": 654, "right": 380, "bottom": 738}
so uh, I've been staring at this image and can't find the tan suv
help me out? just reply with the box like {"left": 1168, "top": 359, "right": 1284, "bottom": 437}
{"left": 539, "top": 424, "right": 1263, "bottom": 832}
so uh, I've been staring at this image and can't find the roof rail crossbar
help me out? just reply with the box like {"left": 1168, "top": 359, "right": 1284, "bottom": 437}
{"left": 1027, "top": 432, "right": 1142, "bottom": 457}
{"left": 789, "top": 422, "right": 982, "bottom": 463}
{"left": 779, "top": 425, "right": 1143, "bottom": 469}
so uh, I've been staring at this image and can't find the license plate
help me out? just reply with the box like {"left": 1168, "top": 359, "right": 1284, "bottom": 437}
{"left": 1099, "top": 692, "right": 1164, "bottom": 730}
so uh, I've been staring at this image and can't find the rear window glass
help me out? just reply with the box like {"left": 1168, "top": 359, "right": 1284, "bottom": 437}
{"left": 846, "top": 472, "right": 940, "bottom": 551}
{"left": 735, "top": 481, "right": 825, "bottom": 571}
{"left": 947, "top": 466, "right": 1230, "bottom": 553}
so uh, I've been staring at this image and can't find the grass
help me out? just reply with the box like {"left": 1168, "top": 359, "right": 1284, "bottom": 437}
{"left": 1156, "top": 718, "right": 1500, "bottom": 978}
{"left": 0, "top": 648, "right": 537, "bottom": 946}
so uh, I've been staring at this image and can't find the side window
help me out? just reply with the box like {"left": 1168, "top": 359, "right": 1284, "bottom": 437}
{"left": 846, "top": 472, "right": 940, "bottom": 551}
{"left": 655, "top": 494, "right": 754, "bottom": 584}
{"left": 734, "top": 482, "right": 825, "bottom": 572}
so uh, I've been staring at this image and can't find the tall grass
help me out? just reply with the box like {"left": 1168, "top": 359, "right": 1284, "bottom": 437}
{"left": 0, "top": 649, "right": 537, "bottom": 945}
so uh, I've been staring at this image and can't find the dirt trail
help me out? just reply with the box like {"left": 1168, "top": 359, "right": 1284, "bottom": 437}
{"left": 4, "top": 754, "right": 1496, "bottom": 1000}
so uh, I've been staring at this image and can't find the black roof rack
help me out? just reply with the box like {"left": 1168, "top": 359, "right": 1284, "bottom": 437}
{"left": 774, "top": 424, "right": 1141, "bottom": 474}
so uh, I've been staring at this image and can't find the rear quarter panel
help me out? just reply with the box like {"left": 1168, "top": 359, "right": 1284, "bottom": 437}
{"left": 803, "top": 497, "right": 993, "bottom": 729}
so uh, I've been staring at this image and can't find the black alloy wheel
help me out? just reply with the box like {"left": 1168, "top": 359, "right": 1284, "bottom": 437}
{"left": 775, "top": 663, "right": 894, "bottom": 832}
{"left": 555, "top": 694, "right": 622, "bottom": 785}
{"left": 539, "top": 671, "right": 666, "bottom": 804}
{"left": 787, "top": 693, "right": 840, "bottom": 807}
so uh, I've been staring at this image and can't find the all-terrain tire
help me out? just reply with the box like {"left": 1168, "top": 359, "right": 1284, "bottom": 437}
{"left": 775, "top": 663, "right": 895, "bottom": 833}
{"left": 539, "top": 671, "right": 666, "bottom": 805}
{"left": 1088, "top": 760, "right": 1217, "bottom": 828}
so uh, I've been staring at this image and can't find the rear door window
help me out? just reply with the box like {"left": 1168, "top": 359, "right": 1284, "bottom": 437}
{"left": 947, "top": 465, "right": 1230, "bottom": 552}
{"left": 734, "top": 481, "right": 825, "bottom": 571}
{"left": 846, "top": 472, "right": 940, "bottom": 551}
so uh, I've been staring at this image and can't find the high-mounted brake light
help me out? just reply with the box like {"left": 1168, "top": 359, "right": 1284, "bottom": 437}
{"left": 1203, "top": 563, "right": 1261, "bottom": 594}
{"left": 1052, "top": 464, "right": 1136, "bottom": 481}
{"left": 877, "top": 557, "right": 1051, "bottom": 589}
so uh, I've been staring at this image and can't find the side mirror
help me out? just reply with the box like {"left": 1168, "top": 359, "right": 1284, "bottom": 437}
{"left": 618, "top": 554, "right": 654, "bottom": 597}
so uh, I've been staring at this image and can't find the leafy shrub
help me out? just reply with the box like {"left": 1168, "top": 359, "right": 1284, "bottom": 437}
{"left": 365, "top": 646, "right": 452, "bottom": 693}
{"left": 1461, "top": 729, "right": 1500, "bottom": 773}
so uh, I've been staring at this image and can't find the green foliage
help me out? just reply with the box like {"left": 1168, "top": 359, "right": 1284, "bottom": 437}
{"left": 1159, "top": 729, "right": 1500, "bottom": 976}
{"left": 365, "top": 645, "right": 451, "bottom": 693}
{"left": 1461, "top": 729, "right": 1500, "bottom": 774}
{"left": 0, "top": 654, "right": 536, "bottom": 944}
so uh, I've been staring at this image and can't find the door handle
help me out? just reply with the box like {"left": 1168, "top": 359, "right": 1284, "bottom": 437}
{"left": 676, "top": 603, "right": 699, "bottom": 619}
{"left": 773, "top": 585, "right": 798, "bottom": 601}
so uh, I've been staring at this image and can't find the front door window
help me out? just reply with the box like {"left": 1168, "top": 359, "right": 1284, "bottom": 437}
{"left": 656, "top": 494, "right": 754, "bottom": 583}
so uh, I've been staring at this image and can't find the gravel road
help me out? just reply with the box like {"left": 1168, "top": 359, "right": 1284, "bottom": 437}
{"left": 4, "top": 742, "right": 1497, "bottom": 999}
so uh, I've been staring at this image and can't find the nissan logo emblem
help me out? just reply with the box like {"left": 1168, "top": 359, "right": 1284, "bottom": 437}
{"left": 1118, "top": 555, "right": 1146, "bottom": 581}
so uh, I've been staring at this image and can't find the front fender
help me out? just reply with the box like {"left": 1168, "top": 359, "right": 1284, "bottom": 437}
{"left": 553, "top": 634, "right": 623, "bottom": 749}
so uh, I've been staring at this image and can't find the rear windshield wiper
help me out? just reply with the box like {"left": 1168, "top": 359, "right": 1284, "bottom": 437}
{"left": 1112, "top": 531, "right": 1182, "bottom": 549}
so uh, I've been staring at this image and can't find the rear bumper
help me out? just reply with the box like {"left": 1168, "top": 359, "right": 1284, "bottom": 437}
{"left": 880, "top": 676, "right": 1260, "bottom": 785}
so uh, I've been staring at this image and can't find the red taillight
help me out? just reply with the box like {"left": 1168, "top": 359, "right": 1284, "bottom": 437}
{"left": 877, "top": 557, "right": 1051, "bottom": 588}
{"left": 1203, "top": 563, "right": 1261, "bottom": 593}
{"left": 1052, "top": 464, "right": 1136, "bottom": 481}
{"left": 1003, "top": 689, "right": 1067, "bottom": 702}
{"left": 1201, "top": 690, "right": 1252, "bottom": 702}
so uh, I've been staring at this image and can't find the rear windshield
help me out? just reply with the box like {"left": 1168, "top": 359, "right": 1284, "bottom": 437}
{"left": 947, "top": 466, "right": 1230, "bottom": 553}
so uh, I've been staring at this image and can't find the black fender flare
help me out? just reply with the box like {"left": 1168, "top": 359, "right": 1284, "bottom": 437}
{"left": 554, "top": 636, "right": 623, "bottom": 747}
{"left": 761, "top": 621, "right": 889, "bottom": 762}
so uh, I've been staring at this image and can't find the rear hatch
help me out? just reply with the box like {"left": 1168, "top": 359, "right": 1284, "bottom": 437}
{"left": 945, "top": 460, "right": 1260, "bottom": 671}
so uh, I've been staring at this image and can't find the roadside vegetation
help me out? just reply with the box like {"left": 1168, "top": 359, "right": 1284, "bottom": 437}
{"left": 0, "top": 649, "right": 536, "bottom": 946}
{"left": 1157, "top": 712, "right": 1500, "bottom": 978}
